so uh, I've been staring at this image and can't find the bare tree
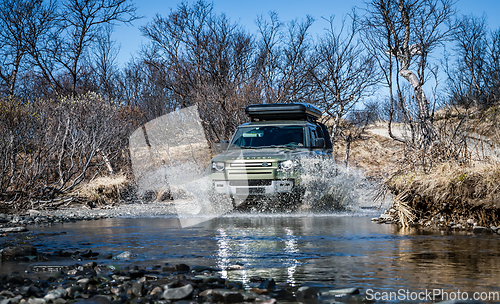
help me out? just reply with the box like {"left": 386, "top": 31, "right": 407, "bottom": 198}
{"left": 0, "top": 0, "right": 56, "bottom": 97}
{"left": 311, "top": 14, "right": 380, "bottom": 143}
{"left": 255, "top": 12, "right": 315, "bottom": 103}
{"left": 28, "top": 0, "right": 138, "bottom": 96}
{"left": 140, "top": 0, "right": 258, "bottom": 143}
{"left": 445, "top": 14, "right": 488, "bottom": 108}
{"left": 487, "top": 28, "right": 500, "bottom": 104}
{"left": 361, "top": 0, "right": 456, "bottom": 158}
{"left": 92, "top": 23, "right": 120, "bottom": 101}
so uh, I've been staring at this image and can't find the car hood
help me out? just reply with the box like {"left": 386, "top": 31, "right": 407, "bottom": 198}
{"left": 211, "top": 148, "right": 308, "bottom": 162}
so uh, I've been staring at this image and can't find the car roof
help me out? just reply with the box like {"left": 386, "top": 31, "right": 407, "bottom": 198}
{"left": 239, "top": 120, "right": 312, "bottom": 127}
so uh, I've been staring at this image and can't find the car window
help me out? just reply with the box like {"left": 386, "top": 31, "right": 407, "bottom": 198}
{"left": 230, "top": 126, "right": 305, "bottom": 148}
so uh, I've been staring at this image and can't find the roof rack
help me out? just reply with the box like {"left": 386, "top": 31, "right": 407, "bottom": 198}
{"left": 245, "top": 103, "right": 322, "bottom": 122}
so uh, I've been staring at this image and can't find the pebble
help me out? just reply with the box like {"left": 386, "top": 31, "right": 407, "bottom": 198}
{"left": 115, "top": 251, "right": 132, "bottom": 260}
{"left": 472, "top": 226, "right": 491, "bottom": 233}
{"left": 295, "top": 286, "right": 318, "bottom": 302}
{"left": 162, "top": 284, "right": 193, "bottom": 300}
{"left": 0, "top": 227, "right": 28, "bottom": 233}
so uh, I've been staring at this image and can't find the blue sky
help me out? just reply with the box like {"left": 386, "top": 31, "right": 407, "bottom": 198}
{"left": 113, "top": 0, "right": 500, "bottom": 67}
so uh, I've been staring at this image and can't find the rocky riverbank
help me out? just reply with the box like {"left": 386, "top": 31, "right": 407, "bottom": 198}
{"left": 0, "top": 256, "right": 367, "bottom": 304}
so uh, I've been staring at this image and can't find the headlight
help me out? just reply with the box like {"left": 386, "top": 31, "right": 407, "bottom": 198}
{"left": 212, "top": 162, "right": 225, "bottom": 172}
{"left": 278, "top": 159, "right": 298, "bottom": 171}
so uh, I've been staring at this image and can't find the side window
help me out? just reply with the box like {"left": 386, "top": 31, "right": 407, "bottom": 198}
{"left": 315, "top": 125, "right": 325, "bottom": 139}
{"left": 309, "top": 127, "right": 317, "bottom": 144}
{"left": 309, "top": 126, "right": 319, "bottom": 148}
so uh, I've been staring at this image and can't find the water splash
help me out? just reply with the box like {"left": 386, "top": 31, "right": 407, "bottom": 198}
{"left": 299, "top": 157, "right": 387, "bottom": 212}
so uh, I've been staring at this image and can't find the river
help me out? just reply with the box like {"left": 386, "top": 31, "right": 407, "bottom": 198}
{"left": 3, "top": 210, "right": 500, "bottom": 302}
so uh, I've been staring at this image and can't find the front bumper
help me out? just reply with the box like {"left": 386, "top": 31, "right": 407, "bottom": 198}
{"left": 213, "top": 180, "right": 294, "bottom": 197}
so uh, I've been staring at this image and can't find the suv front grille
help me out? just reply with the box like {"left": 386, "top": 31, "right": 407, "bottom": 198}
{"left": 226, "top": 159, "right": 276, "bottom": 179}
{"left": 229, "top": 180, "right": 272, "bottom": 187}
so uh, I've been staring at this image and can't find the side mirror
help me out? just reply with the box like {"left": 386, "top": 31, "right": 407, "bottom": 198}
{"left": 313, "top": 138, "right": 325, "bottom": 149}
{"left": 220, "top": 140, "right": 229, "bottom": 151}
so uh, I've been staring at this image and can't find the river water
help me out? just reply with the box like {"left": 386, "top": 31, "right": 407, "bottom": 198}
{"left": 4, "top": 210, "right": 500, "bottom": 302}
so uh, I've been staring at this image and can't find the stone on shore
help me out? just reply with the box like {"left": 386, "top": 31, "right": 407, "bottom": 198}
{"left": 162, "top": 284, "right": 193, "bottom": 300}
{"left": 0, "top": 227, "right": 28, "bottom": 233}
{"left": 295, "top": 286, "right": 318, "bottom": 302}
{"left": 1, "top": 245, "right": 37, "bottom": 260}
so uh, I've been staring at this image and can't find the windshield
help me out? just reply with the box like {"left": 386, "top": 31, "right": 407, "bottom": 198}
{"left": 230, "top": 125, "right": 305, "bottom": 148}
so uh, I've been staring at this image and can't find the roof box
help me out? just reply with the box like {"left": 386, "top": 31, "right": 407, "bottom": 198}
{"left": 245, "top": 103, "right": 322, "bottom": 121}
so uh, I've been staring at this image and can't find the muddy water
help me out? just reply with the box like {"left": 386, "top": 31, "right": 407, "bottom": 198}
{"left": 4, "top": 212, "right": 500, "bottom": 299}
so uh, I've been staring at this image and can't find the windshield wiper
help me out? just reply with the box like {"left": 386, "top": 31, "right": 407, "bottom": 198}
{"left": 260, "top": 145, "right": 296, "bottom": 150}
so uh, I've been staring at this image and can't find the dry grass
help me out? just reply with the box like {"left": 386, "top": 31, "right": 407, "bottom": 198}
{"left": 389, "top": 161, "right": 500, "bottom": 206}
{"left": 386, "top": 160, "right": 500, "bottom": 226}
{"left": 70, "top": 174, "right": 134, "bottom": 207}
{"left": 333, "top": 132, "right": 404, "bottom": 179}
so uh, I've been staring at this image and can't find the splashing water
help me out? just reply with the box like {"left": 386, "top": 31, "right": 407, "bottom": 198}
{"left": 299, "top": 157, "right": 386, "bottom": 212}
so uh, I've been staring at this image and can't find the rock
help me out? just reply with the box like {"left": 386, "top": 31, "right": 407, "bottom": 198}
{"left": 53, "top": 299, "right": 67, "bottom": 304}
{"left": 150, "top": 286, "right": 163, "bottom": 296}
{"left": 131, "top": 281, "right": 144, "bottom": 297}
{"left": 211, "top": 289, "right": 245, "bottom": 303}
{"left": 77, "top": 278, "right": 90, "bottom": 285}
{"left": 1, "top": 245, "right": 37, "bottom": 260}
{"left": 83, "top": 261, "right": 97, "bottom": 268}
{"left": 19, "top": 285, "right": 41, "bottom": 297}
{"left": 259, "top": 279, "right": 276, "bottom": 290}
{"left": 85, "top": 295, "right": 112, "bottom": 304}
{"left": 190, "top": 265, "right": 220, "bottom": 272}
{"left": 67, "top": 285, "right": 83, "bottom": 298}
{"left": 199, "top": 289, "right": 213, "bottom": 297}
{"left": 371, "top": 217, "right": 380, "bottom": 222}
{"left": 27, "top": 298, "right": 46, "bottom": 304}
{"left": 75, "top": 269, "right": 97, "bottom": 277}
{"left": 226, "top": 264, "right": 244, "bottom": 270}
{"left": 162, "top": 284, "right": 194, "bottom": 300}
{"left": 451, "top": 224, "right": 463, "bottom": 229}
{"left": 491, "top": 226, "right": 498, "bottom": 232}
{"left": 260, "top": 299, "right": 277, "bottom": 304}
{"left": 296, "top": 286, "right": 317, "bottom": 302}
{"left": 249, "top": 288, "right": 268, "bottom": 295}
{"left": 226, "top": 281, "right": 243, "bottom": 290}
{"left": 0, "top": 227, "right": 28, "bottom": 233}
{"left": 0, "top": 291, "right": 15, "bottom": 298}
{"left": 472, "top": 226, "right": 490, "bottom": 233}
{"left": 321, "top": 287, "right": 360, "bottom": 297}
{"left": 105, "top": 265, "right": 121, "bottom": 272}
{"left": 115, "top": 251, "right": 132, "bottom": 260}
{"left": 162, "top": 266, "right": 176, "bottom": 272}
{"left": 43, "top": 289, "right": 68, "bottom": 301}
{"left": 3, "top": 295, "right": 22, "bottom": 304}
{"left": 174, "top": 263, "right": 190, "bottom": 272}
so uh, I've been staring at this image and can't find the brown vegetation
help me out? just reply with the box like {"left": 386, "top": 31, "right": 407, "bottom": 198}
{"left": 378, "top": 103, "right": 500, "bottom": 228}
{"left": 0, "top": 93, "right": 142, "bottom": 211}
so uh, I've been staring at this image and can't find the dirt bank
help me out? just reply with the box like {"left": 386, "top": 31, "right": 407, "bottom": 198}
{"left": 341, "top": 122, "right": 500, "bottom": 231}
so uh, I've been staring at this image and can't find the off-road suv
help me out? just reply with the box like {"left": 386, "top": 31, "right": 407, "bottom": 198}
{"left": 209, "top": 103, "right": 332, "bottom": 207}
